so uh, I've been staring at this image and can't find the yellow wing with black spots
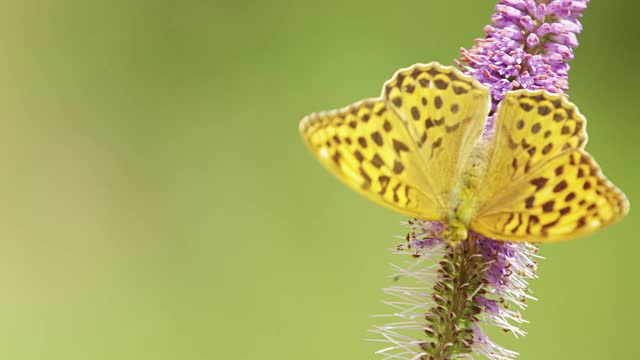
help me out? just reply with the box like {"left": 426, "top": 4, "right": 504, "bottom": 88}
{"left": 300, "top": 98, "right": 441, "bottom": 219}
{"left": 384, "top": 63, "right": 491, "bottom": 209}
{"left": 472, "top": 90, "right": 629, "bottom": 242}
{"left": 300, "top": 62, "right": 491, "bottom": 221}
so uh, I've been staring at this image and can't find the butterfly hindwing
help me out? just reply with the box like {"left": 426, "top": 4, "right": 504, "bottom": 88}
{"left": 473, "top": 91, "right": 629, "bottom": 242}
{"left": 473, "top": 149, "right": 629, "bottom": 241}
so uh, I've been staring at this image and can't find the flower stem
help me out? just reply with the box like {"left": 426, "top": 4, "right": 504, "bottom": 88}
{"left": 422, "top": 239, "right": 486, "bottom": 360}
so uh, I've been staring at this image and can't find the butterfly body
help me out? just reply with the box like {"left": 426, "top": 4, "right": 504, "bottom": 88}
{"left": 300, "top": 62, "right": 628, "bottom": 245}
{"left": 441, "top": 150, "right": 487, "bottom": 246}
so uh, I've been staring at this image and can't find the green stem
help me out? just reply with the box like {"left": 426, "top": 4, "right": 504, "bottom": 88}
{"left": 421, "top": 240, "right": 486, "bottom": 360}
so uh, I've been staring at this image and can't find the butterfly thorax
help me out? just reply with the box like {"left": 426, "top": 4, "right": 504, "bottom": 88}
{"left": 442, "top": 150, "right": 487, "bottom": 247}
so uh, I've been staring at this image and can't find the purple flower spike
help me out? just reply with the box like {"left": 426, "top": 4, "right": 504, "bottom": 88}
{"left": 460, "top": 0, "right": 589, "bottom": 110}
{"left": 373, "top": 1, "right": 590, "bottom": 359}
{"left": 474, "top": 237, "right": 541, "bottom": 336}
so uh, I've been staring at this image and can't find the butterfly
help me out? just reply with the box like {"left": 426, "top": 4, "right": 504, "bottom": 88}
{"left": 299, "top": 62, "right": 629, "bottom": 247}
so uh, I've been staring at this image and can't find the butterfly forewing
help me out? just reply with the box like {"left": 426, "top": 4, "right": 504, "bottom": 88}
{"left": 384, "top": 63, "right": 491, "bottom": 208}
{"left": 300, "top": 63, "right": 492, "bottom": 221}
{"left": 300, "top": 98, "right": 441, "bottom": 220}
{"left": 472, "top": 91, "right": 629, "bottom": 242}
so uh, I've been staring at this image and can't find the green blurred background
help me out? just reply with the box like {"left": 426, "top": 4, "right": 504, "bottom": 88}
{"left": 0, "top": 0, "right": 636, "bottom": 359}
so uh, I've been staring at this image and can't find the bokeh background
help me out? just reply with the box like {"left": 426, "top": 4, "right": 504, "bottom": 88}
{"left": 0, "top": 0, "right": 637, "bottom": 359}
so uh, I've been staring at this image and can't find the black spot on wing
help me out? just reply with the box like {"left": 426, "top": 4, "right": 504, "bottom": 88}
{"left": 530, "top": 177, "right": 548, "bottom": 190}
{"left": 392, "top": 160, "right": 405, "bottom": 174}
{"left": 371, "top": 154, "right": 384, "bottom": 168}
{"left": 434, "top": 79, "right": 448, "bottom": 90}
{"left": 393, "top": 139, "right": 410, "bottom": 155}
{"left": 411, "top": 106, "right": 420, "bottom": 120}
{"left": 371, "top": 132, "right": 383, "bottom": 146}
{"left": 538, "top": 106, "right": 551, "bottom": 116}
{"left": 554, "top": 180, "right": 568, "bottom": 193}
{"left": 434, "top": 96, "right": 443, "bottom": 109}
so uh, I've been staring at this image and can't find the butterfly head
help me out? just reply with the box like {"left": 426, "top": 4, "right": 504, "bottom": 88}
{"left": 440, "top": 221, "right": 468, "bottom": 248}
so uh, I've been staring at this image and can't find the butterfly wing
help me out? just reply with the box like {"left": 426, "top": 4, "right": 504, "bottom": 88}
{"left": 300, "top": 98, "right": 441, "bottom": 219}
{"left": 383, "top": 63, "right": 492, "bottom": 212}
{"left": 472, "top": 90, "right": 629, "bottom": 242}
{"left": 300, "top": 62, "right": 492, "bottom": 220}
